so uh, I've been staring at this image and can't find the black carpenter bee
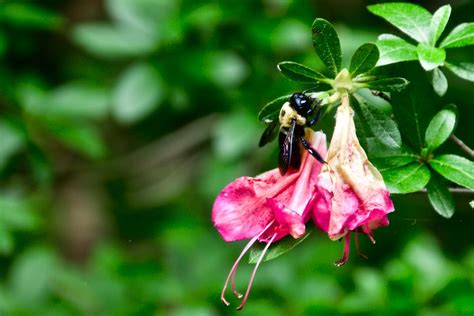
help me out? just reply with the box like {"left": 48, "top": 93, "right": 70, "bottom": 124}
{"left": 259, "top": 92, "right": 326, "bottom": 175}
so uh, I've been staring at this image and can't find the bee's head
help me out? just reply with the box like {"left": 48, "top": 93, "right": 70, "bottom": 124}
{"left": 290, "top": 93, "right": 313, "bottom": 117}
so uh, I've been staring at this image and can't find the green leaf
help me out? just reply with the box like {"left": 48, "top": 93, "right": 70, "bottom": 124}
{"left": 0, "top": 195, "right": 39, "bottom": 231}
{"left": 440, "top": 22, "right": 474, "bottom": 48}
{"left": 391, "top": 63, "right": 437, "bottom": 149}
{"left": 43, "top": 120, "right": 106, "bottom": 159}
{"left": 28, "top": 82, "right": 110, "bottom": 119}
{"left": 470, "top": 200, "right": 474, "bottom": 208}
{"left": 73, "top": 23, "right": 157, "bottom": 58}
{"left": 249, "top": 228, "right": 312, "bottom": 264}
{"left": 430, "top": 154, "right": 474, "bottom": 190}
{"left": 352, "top": 95, "right": 402, "bottom": 149}
{"left": 0, "top": 120, "right": 25, "bottom": 171}
{"left": 431, "top": 68, "right": 448, "bottom": 96}
{"left": 258, "top": 95, "right": 291, "bottom": 122}
{"left": 311, "top": 18, "right": 341, "bottom": 77}
{"left": 426, "top": 173, "right": 455, "bottom": 218}
{"left": 213, "top": 112, "right": 261, "bottom": 160}
{"left": 0, "top": 226, "right": 14, "bottom": 255}
{"left": 349, "top": 43, "right": 379, "bottom": 76}
{"left": 106, "top": 0, "right": 177, "bottom": 32}
{"left": 9, "top": 247, "right": 58, "bottom": 305}
{"left": 424, "top": 105, "right": 457, "bottom": 152}
{"left": 277, "top": 61, "right": 326, "bottom": 82}
{"left": 368, "top": 3, "right": 432, "bottom": 44}
{"left": 112, "top": 63, "right": 164, "bottom": 124}
{"left": 429, "top": 5, "right": 451, "bottom": 45}
{"left": 381, "top": 162, "right": 431, "bottom": 194}
{"left": 417, "top": 43, "right": 446, "bottom": 71}
{"left": 371, "top": 152, "right": 418, "bottom": 170}
{"left": 364, "top": 77, "right": 409, "bottom": 93}
{"left": 444, "top": 61, "right": 474, "bottom": 82}
{"left": 0, "top": 3, "right": 64, "bottom": 30}
{"left": 375, "top": 34, "right": 418, "bottom": 66}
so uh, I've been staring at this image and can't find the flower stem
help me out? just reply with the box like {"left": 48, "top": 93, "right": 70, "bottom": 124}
{"left": 450, "top": 134, "right": 474, "bottom": 159}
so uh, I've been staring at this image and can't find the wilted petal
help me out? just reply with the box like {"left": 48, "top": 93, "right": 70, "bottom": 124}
{"left": 313, "top": 100, "right": 394, "bottom": 241}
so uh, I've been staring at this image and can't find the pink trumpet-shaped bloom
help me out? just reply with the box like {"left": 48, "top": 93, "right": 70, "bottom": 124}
{"left": 312, "top": 96, "right": 394, "bottom": 266}
{"left": 212, "top": 130, "right": 326, "bottom": 309}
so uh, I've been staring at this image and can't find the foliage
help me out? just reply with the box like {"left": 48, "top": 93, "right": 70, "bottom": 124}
{"left": 368, "top": 2, "right": 474, "bottom": 96}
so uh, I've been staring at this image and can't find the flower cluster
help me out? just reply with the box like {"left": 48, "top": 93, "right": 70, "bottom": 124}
{"left": 212, "top": 95, "right": 394, "bottom": 309}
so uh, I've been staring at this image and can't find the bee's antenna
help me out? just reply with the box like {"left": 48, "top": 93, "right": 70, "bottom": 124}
{"left": 302, "top": 85, "right": 319, "bottom": 95}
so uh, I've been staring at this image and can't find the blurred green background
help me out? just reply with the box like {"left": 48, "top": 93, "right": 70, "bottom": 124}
{"left": 0, "top": 0, "right": 473, "bottom": 315}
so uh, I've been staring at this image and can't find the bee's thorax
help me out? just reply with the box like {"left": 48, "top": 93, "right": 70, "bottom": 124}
{"left": 279, "top": 102, "right": 306, "bottom": 128}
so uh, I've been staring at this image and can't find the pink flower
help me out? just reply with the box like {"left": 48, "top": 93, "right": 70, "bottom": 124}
{"left": 212, "top": 130, "right": 326, "bottom": 309}
{"left": 312, "top": 96, "right": 394, "bottom": 266}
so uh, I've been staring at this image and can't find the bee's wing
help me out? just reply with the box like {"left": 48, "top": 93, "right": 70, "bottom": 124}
{"left": 278, "top": 119, "right": 296, "bottom": 175}
{"left": 258, "top": 119, "right": 279, "bottom": 147}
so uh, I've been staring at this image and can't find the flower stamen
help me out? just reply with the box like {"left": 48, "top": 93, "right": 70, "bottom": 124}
{"left": 236, "top": 232, "right": 278, "bottom": 311}
{"left": 220, "top": 220, "right": 274, "bottom": 306}
{"left": 355, "top": 228, "right": 368, "bottom": 260}
{"left": 335, "top": 233, "right": 351, "bottom": 267}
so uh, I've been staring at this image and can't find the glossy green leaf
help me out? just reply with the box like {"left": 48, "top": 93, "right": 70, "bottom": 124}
{"left": 73, "top": 23, "right": 157, "bottom": 58}
{"left": 364, "top": 77, "right": 409, "bottom": 93}
{"left": 375, "top": 34, "right": 418, "bottom": 66}
{"left": 429, "top": 5, "right": 451, "bottom": 45}
{"left": 349, "top": 43, "right": 379, "bottom": 76}
{"left": 112, "top": 63, "right": 164, "bottom": 124}
{"left": 371, "top": 152, "right": 418, "bottom": 170}
{"left": 368, "top": 3, "right": 432, "bottom": 44}
{"left": 431, "top": 68, "right": 448, "bottom": 96}
{"left": 426, "top": 173, "right": 455, "bottom": 218}
{"left": 352, "top": 95, "right": 402, "bottom": 149}
{"left": 417, "top": 43, "right": 446, "bottom": 71}
{"left": 249, "top": 228, "right": 312, "bottom": 264}
{"left": 440, "top": 22, "right": 474, "bottom": 48}
{"left": 391, "top": 64, "right": 437, "bottom": 149}
{"left": 445, "top": 62, "right": 474, "bottom": 82}
{"left": 277, "top": 61, "right": 326, "bottom": 82}
{"left": 258, "top": 95, "right": 291, "bottom": 122}
{"left": 311, "top": 18, "right": 341, "bottom": 77}
{"left": 366, "top": 139, "right": 407, "bottom": 158}
{"left": 430, "top": 154, "right": 474, "bottom": 190}
{"left": 381, "top": 162, "right": 431, "bottom": 194}
{"left": 424, "top": 105, "right": 457, "bottom": 151}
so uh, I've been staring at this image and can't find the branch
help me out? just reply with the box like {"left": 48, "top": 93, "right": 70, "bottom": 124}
{"left": 418, "top": 188, "right": 474, "bottom": 194}
{"left": 450, "top": 134, "right": 474, "bottom": 159}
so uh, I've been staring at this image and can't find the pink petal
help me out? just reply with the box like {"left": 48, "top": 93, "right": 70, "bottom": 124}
{"left": 213, "top": 130, "right": 327, "bottom": 242}
{"left": 212, "top": 171, "right": 298, "bottom": 242}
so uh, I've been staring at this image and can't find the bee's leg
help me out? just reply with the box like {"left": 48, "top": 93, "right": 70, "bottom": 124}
{"left": 307, "top": 106, "right": 322, "bottom": 127}
{"left": 299, "top": 135, "right": 326, "bottom": 164}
